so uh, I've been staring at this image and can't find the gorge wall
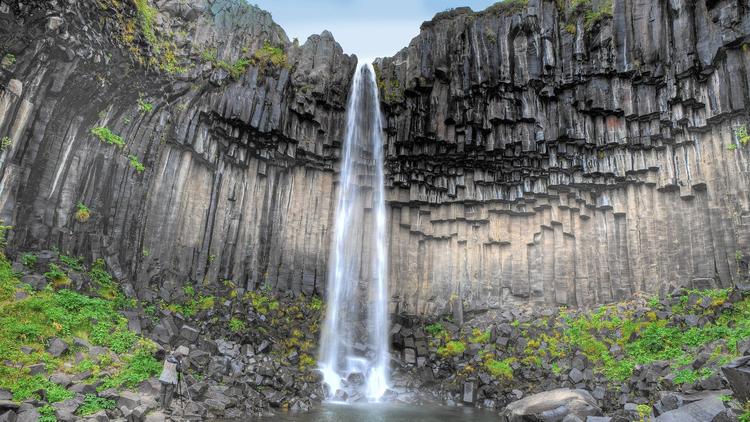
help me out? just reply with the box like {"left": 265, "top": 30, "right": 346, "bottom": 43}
{"left": 0, "top": 0, "right": 749, "bottom": 315}
{"left": 378, "top": 0, "right": 750, "bottom": 315}
{"left": 0, "top": 0, "right": 356, "bottom": 302}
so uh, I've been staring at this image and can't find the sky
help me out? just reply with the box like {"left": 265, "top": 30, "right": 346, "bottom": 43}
{"left": 251, "top": 0, "right": 497, "bottom": 62}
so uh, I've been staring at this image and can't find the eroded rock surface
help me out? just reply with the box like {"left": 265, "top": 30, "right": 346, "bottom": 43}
{"left": 376, "top": 0, "right": 750, "bottom": 314}
{"left": 0, "top": 0, "right": 749, "bottom": 314}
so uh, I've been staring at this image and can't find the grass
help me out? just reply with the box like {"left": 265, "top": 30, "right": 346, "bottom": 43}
{"left": 0, "top": 252, "right": 159, "bottom": 404}
{"left": 21, "top": 253, "right": 37, "bottom": 268}
{"left": 90, "top": 126, "right": 125, "bottom": 148}
{"left": 134, "top": 0, "right": 157, "bottom": 47}
{"left": 77, "top": 394, "right": 116, "bottom": 416}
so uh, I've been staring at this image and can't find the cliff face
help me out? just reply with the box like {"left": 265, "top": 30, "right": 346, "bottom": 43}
{"left": 0, "top": 0, "right": 356, "bottom": 300}
{"left": 376, "top": 0, "right": 750, "bottom": 314}
{"left": 1, "top": 0, "right": 749, "bottom": 315}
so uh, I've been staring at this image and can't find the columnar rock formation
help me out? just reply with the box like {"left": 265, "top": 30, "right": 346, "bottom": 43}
{"left": 0, "top": 0, "right": 749, "bottom": 314}
{"left": 0, "top": 0, "right": 356, "bottom": 300}
{"left": 376, "top": 0, "right": 750, "bottom": 315}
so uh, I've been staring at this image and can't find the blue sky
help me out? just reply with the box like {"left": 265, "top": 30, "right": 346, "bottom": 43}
{"left": 252, "top": 0, "right": 497, "bottom": 62}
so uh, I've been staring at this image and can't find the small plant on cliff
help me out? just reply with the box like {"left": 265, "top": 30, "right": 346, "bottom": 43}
{"left": 75, "top": 202, "right": 91, "bottom": 223}
{"left": 735, "top": 125, "right": 750, "bottom": 146}
{"left": 1, "top": 54, "right": 15, "bottom": 68}
{"left": 229, "top": 317, "right": 247, "bottom": 333}
{"left": 484, "top": 0, "right": 529, "bottom": 16}
{"left": 134, "top": 0, "right": 158, "bottom": 47}
{"left": 137, "top": 98, "right": 154, "bottom": 113}
{"left": 309, "top": 296, "right": 323, "bottom": 312}
{"left": 128, "top": 155, "right": 145, "bottom": 173}
{"left": 438, "top": 340, "right": 466, "bottom": 357}
{"left": 253, "top": 41, "right": 288, "bottom": 68}
{"left": 91, "top": 126, "right": 125, "bottom": 148}
{"left": 1, "top": 136, "right": 11, "bottom": 151}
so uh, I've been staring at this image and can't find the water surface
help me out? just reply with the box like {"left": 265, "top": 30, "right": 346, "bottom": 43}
{"left": 253, "top": 403, "right": 499, "bottom": 422}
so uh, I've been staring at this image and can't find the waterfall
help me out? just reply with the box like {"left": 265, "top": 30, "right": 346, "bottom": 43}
{"left": 318, "top": 62, "right": 390, "bottom": 402}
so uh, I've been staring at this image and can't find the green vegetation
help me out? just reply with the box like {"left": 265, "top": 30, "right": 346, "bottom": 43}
{"left": 438, "top": 340, "right": 466, "bottom": 357}
{"left": 128, "top": 155, "right": 145, "bottom": 173}
{"left": 0, "top": 252, "right": 159, "bottom": 404}
{"left": 216, "top": 57, "right": 252, "bottom": 80}
{"left": 21, "top": 253, "right": 37, "bottom": 268}
{"left": 77, "top": 394, "right": 116, "bottom": 416}
{"left": 1, "top": 136, "right": 11, "bottom": 151}
{"left": 59, "top": 254, "right": 83, "bottom": 272}
{"left": 483, "top": 0, "right": 529, "bottom": 16}
{"left": 470, "top": 328, "right": 491, "bottom": 344}
{"left": 137, "top": 99, "right": 154, "bottom": 113}
{"left": 91, "top": 126, "right": 125, "bottom": 148}
{"left": 75, "top": 202, "right": 91, "bottom": 223}
{"left": 554, "top": 288, "right": 750, "bottom": 382}
{"left": 1, "top": 53, "right": 15, "bottom": 68}
{"left": 229, "top": 317, "right": 247, "bottom": 333}
{"left": 244, "top": 286, "right": 280, "bottom": 315}
{"left": 425, "top": 322, "right": 446, "bottom": 337}
{"left": 162, "top": 285, "right": 214, "bottom": 317}
{"left": 134, "top": 0, "right": 157, "bottom": 47}
{"left": 44, "top": 263, "right": 70, "bottom": 288}
{"left": 253, "top": 41, "right": 288, "bottom": 68}
{"left": 484, "top": 356, "right": 515, "bottom": 380}
{"left": 733, "top": 125, "right": 750, "bottom": 150}
{"left": 39, "top": 405, "right": 56, "bottom": 422}
{"left": 556, "top": 0, "right": 613, "bottom": 31}
{"left": 310, "top": 296, "right": 323, "bottom": 312}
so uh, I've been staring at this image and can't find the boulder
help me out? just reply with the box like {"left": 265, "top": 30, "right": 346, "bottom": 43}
{"left": 500, "top": 389, "right": 602, "bottom": 422}
{"left": 47, "top": 337, "right": 68, "bottom": 357}
{"left": 655, "top": 396, "right": 725, "bottom": 422}
{"left": 722, "top": 356, "right": 750, "bottom": 401}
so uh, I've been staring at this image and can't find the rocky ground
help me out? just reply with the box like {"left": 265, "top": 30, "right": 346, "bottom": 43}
{"left": 3, "top": 237, "right": 750, "bottom": 421}
{"left": 0, "top": 241, "right": 326, "bottom": 421}
{"left": 389, "top": 284, "right": 750, "bottom": 420}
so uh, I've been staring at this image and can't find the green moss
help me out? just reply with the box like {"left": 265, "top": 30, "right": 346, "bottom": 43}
{"left": 137, "top": 99, "right": 153, "bottom": 113}
{"left": 470, "top": 328, "right": 491, "bottom": 344}
{"left": 0, "top": 136, "right": 11, "bottom": 151}
{"left": 483, "top": 0, "right": 529, "bottom": 15}
{"left": 91, "top": 126, "right": 125, "bottom": 148}
{"left": 438, "top": 340, "right": 466, "bottom": 357}
{"left": 229, "top": 317, "right": 246, "bottom": 333}
{"left": 253, "top": 41, "right": 288, "bottom": 68}
{"left": 484, "top": 357, "right": 515, "bottom": 379}
{"left": 128, "top": 155, "right": 145, "bottom": 173}
{"left": 134, "top": 0, "right": 157, "bottom": 47}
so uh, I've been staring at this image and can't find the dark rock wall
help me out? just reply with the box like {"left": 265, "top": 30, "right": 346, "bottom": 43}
{"left": 1, "top": 0, "right": 749, "bottom": 315}
{"left": 377, "top": 0, "right": 750, "bottom": 314}
{"left": 0, "top": 0, "right": 356, "bottom": 300}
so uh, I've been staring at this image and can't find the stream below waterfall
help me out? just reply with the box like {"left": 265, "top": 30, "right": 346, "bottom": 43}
{"left": 249, "top": 403, "right": 499, "bottom": 422}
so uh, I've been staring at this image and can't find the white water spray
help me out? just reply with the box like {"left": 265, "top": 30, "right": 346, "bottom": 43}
{"left": 318, "top": 62, "right": 390, "bottom": 402}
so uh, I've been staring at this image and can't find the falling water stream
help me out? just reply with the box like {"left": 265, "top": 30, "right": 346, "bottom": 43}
{"left": 318, "top": 62, "right": 390, "bottom": 402}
